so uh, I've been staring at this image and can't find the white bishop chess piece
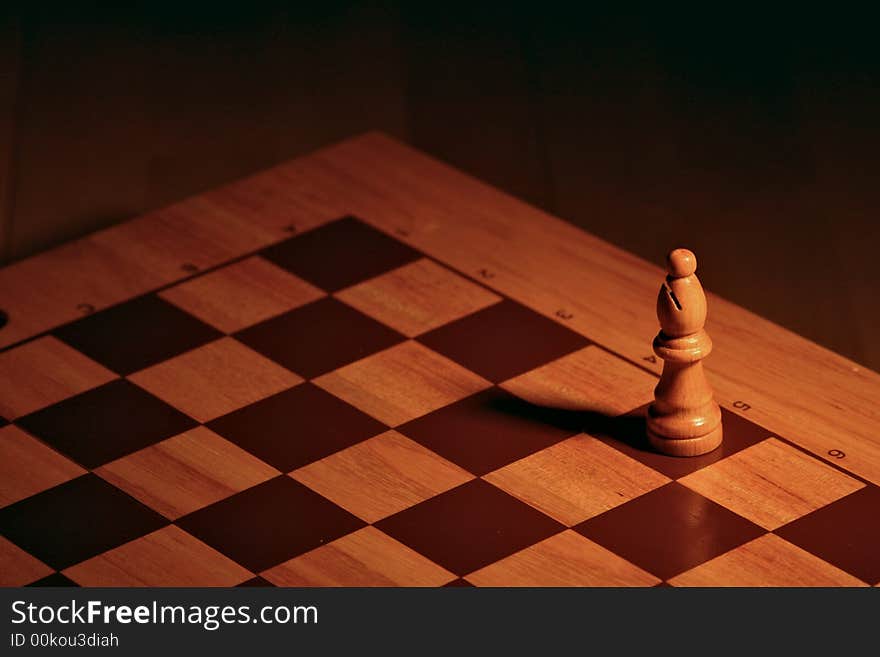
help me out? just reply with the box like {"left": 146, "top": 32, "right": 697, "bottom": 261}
{"left": 647, "top": 248, "right": 723, "bottom": 457}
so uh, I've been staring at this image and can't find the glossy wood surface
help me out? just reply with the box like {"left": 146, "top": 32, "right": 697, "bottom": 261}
{"left": 0, "top": 132, "right": 878, "bottom": 488}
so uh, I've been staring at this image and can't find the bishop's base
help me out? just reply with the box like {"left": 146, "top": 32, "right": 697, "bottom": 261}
{"left": 646, "top": 424, "right": 723, "bottom": 457}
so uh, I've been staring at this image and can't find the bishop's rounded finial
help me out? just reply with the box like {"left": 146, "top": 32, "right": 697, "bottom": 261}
{"left": 667, "top": 248, "right": 696, "bottom": 278}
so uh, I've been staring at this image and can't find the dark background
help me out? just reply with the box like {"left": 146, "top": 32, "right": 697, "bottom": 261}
{"left": 1, "top": 4, "right": 878, "bottom": 369}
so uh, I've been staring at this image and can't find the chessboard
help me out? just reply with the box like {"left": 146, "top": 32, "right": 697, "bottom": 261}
{"left": 1, "top": 133, "right": 878, "bottom": 587}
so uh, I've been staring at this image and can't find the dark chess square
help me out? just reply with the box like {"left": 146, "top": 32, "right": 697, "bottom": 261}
{"left": 776, "top": 485, "right": 880, "bottom": 585}
{"left": 235, "top": 297, "right": 405, "bottom": 378}
{"left": 17, "top": 379, "right": 198, "bottom": 468}
{"left": 0, "top": 474, "right": 167, "bottom": 570}
{"left": 207, "top": 383, "right": 387, "bottom": 472}
{"left": 261, "top": 216, "right": 421, "bottom": 292}
{"left": 399, "top": 387, "right": 581, "bottom": 475}
{"left": 418, "top": 299, "right": 590, "bottom": 383}
{"left": 575, "top": 482, "right": 766, "bottom": 580}
{"left": 376, "top": 478, "right": 564, "bottom": 576}
{"left": 54, "top": 295, "right": 222, "bottom": 376}
{"left": 177, "top": 476, "right": 365, "bottom": 573}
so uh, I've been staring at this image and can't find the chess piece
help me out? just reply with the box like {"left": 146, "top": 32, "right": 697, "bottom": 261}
{"left": 647, "top": 248, "right": 723, "bottom": 456}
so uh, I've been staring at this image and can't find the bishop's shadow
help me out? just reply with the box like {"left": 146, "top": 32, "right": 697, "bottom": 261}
{"left": 482, "top": 389, "right": 653, "bottom": 453}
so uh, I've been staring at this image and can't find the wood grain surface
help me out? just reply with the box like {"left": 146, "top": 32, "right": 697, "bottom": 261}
{"left": 313, "top": 340, "right": 490, "bottom": 427}
{"left": 0, "top": 424, "right": 85, "bottom": 506}
{"left": 335, "top": 258, "right": 502, "bottom": 337}
{"left": 128, "top": 337, "right": 303, "bottom": 423}
{"left": 291, "top": 430, "right": 473, "bottom": 524}
{"left": 0, "top": 132, "right": 878, "bottom": 488}
{"left": 64, "top": 525, "right": 253, "bottom": 587}
{"left": 678, "top": 438, "right": 864, "bottom": 530}
{"left": 0, "top": 335, "right": 115, "bottom": 419}
{"left": 95, "top": 426, "right": 280, "bottom": 520}
{"left": 668, "top": 534, "right": 868, "bottom": 587}
{"left": 0, "top": 535, "right": 52, "bottom": 586}
{"left": 466, "top": 529, "right": 660, "bottom": 587}
{"left": 159, "top": 256, "right": 326, "bottom": 333}
{"left": 500, "top": 345, "right": 656, "bottom": 416}
{"left": 484, "top": 435, "right": 670, "bottom": 526}
{"left": 263, "top": 526, "right": 456, "bottom": 587}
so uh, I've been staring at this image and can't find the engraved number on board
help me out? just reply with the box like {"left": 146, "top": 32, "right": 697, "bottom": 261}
{"left": 283, "top": 224, "right": 297, "bottom": 234}
{"left": 556, "top": 309, "right": 574, "bottom": 320}
{"left": 643, "top": 355, "right": 657, "bottom": 364}
{"left": 828, "top": 449, "right": 846, "bottom": 459}
{"left": 733, "top": 400, "right": 751, "bottom": 411}
{"left": 181, "top": 263, "right": 199, "bottom": 274}
{"left": 76, "top": 303, "right": 95, "bottom": 315}
{"left": 479, "top": 268, "right": 495, "bottom": 279}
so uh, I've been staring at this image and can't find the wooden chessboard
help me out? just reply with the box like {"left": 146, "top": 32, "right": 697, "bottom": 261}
{"left": 1, "top": 133, "right": 878, "bottom": 587}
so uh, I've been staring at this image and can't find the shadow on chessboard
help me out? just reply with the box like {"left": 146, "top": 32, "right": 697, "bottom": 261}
{"left": 488, "top": 389, "right": 770, "bottom": 480}
{"left": 485, "top": 392, "right": 652, "bottom": 453}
